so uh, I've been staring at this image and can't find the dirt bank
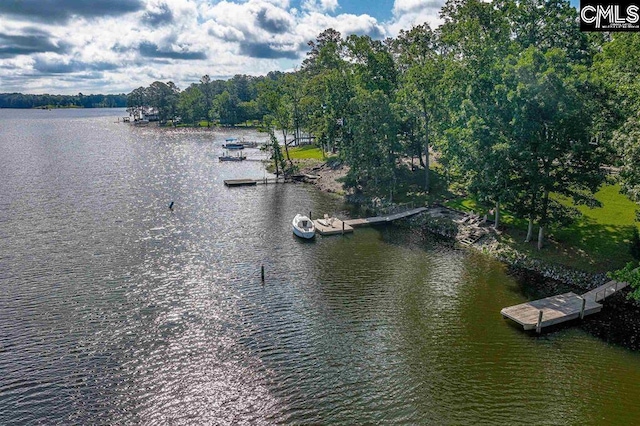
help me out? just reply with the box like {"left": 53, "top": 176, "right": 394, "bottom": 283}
{"left": 297, "top": 160, "right": 349, "bottom": 195}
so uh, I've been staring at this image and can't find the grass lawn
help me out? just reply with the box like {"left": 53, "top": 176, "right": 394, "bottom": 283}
{"left": 287, "top": 145, "right": 325, "bottom": 160}
{"left": 445, "top": 184, "right": 639, "bottom": 273}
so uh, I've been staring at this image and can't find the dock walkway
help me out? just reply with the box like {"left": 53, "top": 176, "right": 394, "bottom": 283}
{"left": 343, "top": 207, "right": 428, "bottom": 227}
{"left": 312, "top": 207, "right": 428, "bottom": 236}
{"left": 501, "top": 279, "right": 628, "bottom": 332}
{"left": 313, "top": 218, "right": 354, "bottom": 235}
{"left": 224, "top": 177, "right": 284, "bottom": 186}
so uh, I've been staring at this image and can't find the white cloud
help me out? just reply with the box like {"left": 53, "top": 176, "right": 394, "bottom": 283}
{"left": 0, "top": 0, "right": 454, "bottom": 94}
{"left": 298, "top": 12, "right": 386, "bottom": 41}
{"left": 387, "top": 0, "right": 444, "bottom": 36}
{"left": 302, "top": 0, "right": 339, "bottom": 13}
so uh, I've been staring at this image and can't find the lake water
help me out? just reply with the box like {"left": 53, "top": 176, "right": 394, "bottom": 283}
{"left": 1, "top": 108, "right": 640, "bottom": 425}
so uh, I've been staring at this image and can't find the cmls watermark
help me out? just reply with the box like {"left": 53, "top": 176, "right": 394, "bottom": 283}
{"left": 580, "top": 0, "right": 640, "bottom": 31}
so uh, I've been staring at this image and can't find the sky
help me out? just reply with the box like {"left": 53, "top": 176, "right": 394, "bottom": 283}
{"left": 0, "top": 0, "right": 580, "bottom": 95}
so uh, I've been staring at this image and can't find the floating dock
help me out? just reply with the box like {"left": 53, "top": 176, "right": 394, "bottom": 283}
{"left": 313, "top": 218, "right": 354, "bottom": 235}
{"left": 223, "top": 177, "right": 284, "bottom": 186}
{"left": 312, "top": 207, "right": 428, "bottom": 236}
{"left": 501, "top": 279, "right": 628, "bottom": 333}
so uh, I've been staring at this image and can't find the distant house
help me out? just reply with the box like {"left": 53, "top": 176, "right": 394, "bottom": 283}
{"left": 142, "top": 107, "right": 159, "bottom": 121}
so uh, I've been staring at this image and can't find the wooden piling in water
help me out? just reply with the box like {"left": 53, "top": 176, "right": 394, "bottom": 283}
{"left": 500, "top": 279, "right": 630, "bottom": 332}
{"left": 536, "top": 310, "right": 543, "bottom": 334}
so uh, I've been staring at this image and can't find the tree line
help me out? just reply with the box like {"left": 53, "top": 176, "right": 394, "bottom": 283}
{"left": 126, "top": 73, "right": 276, "bottom": 126}
{"left": 0, "top": 93, "right": 127, "bottom": 109}
{"left": 128, "top": 0, "right": 640, "bottom": 251}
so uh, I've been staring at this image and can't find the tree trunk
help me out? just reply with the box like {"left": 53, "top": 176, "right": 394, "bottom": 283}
{"left": 538, "top": 189, "right": 550, "bottom": 250}
{"left": 494, "top": 201, "right": 500, "bottom": 229}
{"left": 525, "top": 217, "right": 534, "bottom": 242}
{"left": 537, "top": 225, "right": 544, "bottom": 250}
{"left": 417, "top": 144, "right": 425, "bottom": 168}
{"left": 422, "top": 100, "right": 430, "bottom": 193}
{"left": 282, "top": 129, "right": 292, "bottom": 165}
{"left": 425, "top": 133, "right": 430, "bottom": 193}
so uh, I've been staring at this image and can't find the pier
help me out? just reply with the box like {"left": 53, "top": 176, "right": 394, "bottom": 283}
{"left": 313, "top": 207, "right": 428, "bottom": 236}
{"left": 223, "top": 177, "right": 285, "bottom": 186}
{"left": 501, "top": 279, "right": 629, "bottom": 333}
{"left": 343, "top": 207, "right": 428, "bottom": 227}
{"left": 313, "top": 218, "right": 354, "bottom": 235}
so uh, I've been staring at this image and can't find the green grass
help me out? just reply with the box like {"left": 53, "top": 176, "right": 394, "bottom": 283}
{"left": 287, "top": 145, "right": 325, "bottom": 160}
{"left": 546, "top": 184, "right": 639, "bottom": 271}
{"left": 441, "top": 184, "right": 639, "bottom": 272}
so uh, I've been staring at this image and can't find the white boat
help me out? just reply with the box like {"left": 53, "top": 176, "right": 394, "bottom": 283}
{"left": 292, "top": 214, "right": 316, "bottom": 239}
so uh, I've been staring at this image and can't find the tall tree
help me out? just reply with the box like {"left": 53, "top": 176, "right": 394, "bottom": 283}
{"left": 504, "top": 47, "right": 606, "bottom": 248}
{"left": 342, "top": 89, "right": 399, "bottom": 199}
{"left": 594, "top": 33, "right": 640, "bottom": 206}
{"left": 394, "top": 24, "right": 444, "bottom": 193}
{"left": 146, "top": 81, "right": 179, "bottom": 123}
{"left": 178, "top": 84, "right": 205, "bottom": 125}
{"left": 199, "top": 75, "right": 215, "bottom": 126}
{"left": 258, "top": 76, "right": 294, "bottom": 164}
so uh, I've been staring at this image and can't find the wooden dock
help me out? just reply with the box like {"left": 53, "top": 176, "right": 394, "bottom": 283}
{"left": 223, "top": 177, "right": 284, "bottom": 186}
{"left": 311, "top": 207, "right": 427, "bottom": 236}
{"left": 343, "top": 207, "right": 428, "bottom": 227}
{"left": 313, "top": 218, "right": 354, "bottom": 235}
{"left": 501, "top": 279, "right": 628, "bottom": 333}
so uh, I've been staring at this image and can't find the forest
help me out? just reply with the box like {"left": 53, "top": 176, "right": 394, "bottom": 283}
{"left": 127, "top": 0, "right": 640, "bottom": 251}
{"left": 0, "top": 93, "right": 127, "bottom": 109}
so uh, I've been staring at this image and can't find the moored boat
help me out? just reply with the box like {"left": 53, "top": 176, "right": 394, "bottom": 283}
{"left": 222, "top": 138, "right": 244, "bottom": 150}
{"left": 219, "top": 153, "right": 246, "bottom": 161}
{"left": 292, "top": 214, "right": 316, "bottom": 239}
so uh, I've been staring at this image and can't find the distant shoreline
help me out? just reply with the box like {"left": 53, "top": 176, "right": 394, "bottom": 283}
{"left": 0, "top": 92, "right": 127, "bottom": 109}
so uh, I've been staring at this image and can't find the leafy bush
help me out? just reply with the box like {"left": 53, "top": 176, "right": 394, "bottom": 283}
{"left": 608, "top": 262, "right": 640, "bottom": 301}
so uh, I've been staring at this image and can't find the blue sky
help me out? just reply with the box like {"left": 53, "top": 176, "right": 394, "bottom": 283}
{"left": 0, "top": 0, "right": 580, "bottom": 95}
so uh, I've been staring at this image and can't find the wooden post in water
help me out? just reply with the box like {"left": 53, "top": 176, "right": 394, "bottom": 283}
{"left": 536, "top": 310, "right": 543, "bottom": 334}
{"left": 342, "top": 221, "right": 345, "bottom": 235}
{"left": 580, "top": 296, "right": 586, "bottom": 320}
{"left": 261, "top": 265, "right": 265, "bottom": 282}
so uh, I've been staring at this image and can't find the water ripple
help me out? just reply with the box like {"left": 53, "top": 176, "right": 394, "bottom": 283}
{"left": 2, "top": 109, "right": 640, "bottom": 425}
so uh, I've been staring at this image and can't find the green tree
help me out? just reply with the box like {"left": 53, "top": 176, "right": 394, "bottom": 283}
{"left": 342, "top": 89, "right": 399, "bottom": 199}
{"left": 265, "top": 125, "right": 286, "bottom": 177}
{"left": 504, "top": 47, "right": 605, "bottom": 249}
{"left": 147, "top": 81, "right": 179, "bottom": 123}
{"left": 178, "top": 84, "right": 205, "bottom": 125}
{"left": 257, "top": 73, "right": 307, "bottom": 163}
{"left": 594, "top": 34, "right": 640, "bottom": 205}
{"left": 200, "top": 75, "right": 215, "bottom": 126}
{"left": 608, "top": 262, "right": 640, "bottom": 301}
{"left": 214, "top": 90, "right": 241, "bottom": 126}
{"left": 301, "top": 29, "right": 353, "bottom": 155}
{"left": 126, "top": 86, "right": 147, "bottom": 119}
{"left": 394, "top": 23, "right": 444, "bottom": 193}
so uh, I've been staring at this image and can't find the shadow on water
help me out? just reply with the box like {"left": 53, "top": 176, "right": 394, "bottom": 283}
{"left": 506, "top": 264, "right": 640, "bottom": 350}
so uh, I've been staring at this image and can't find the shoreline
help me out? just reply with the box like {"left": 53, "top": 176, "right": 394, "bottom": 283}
{"left": 298, "top": 158, "right": 613, "bottom": 291}
{"left": 298, "top": 158, "right": 640, "bottom": 347}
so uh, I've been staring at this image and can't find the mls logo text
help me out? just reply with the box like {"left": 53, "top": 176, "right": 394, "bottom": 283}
{"left": 580, "top": 0, "right": 640, "bottom": 31}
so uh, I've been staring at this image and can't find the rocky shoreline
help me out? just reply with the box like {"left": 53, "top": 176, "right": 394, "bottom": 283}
{"left": 297, "top": 160, "right": 622, "bottom": 296}
{"left": 295, "top": 160, "right": 640, "bottom": 347}
{"left": 407, "top": 209, "right": 611, "bottom": 291}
